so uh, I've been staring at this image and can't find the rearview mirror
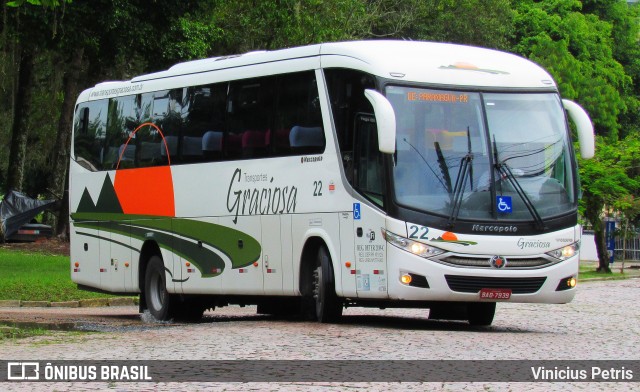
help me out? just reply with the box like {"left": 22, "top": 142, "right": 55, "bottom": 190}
{"left": 364, "top": 89, "right": 396, "bottom": 154}
{"left": 562, "top": 99, "right": 595, "bottom": 159}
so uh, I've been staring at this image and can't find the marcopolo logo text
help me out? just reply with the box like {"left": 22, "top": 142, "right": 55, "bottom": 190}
{"left": 471, "top": 224, "right": 518, "bottom": 233}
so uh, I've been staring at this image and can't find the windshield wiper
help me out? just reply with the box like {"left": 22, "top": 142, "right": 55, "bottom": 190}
{"left": 492, "top": 138, "right": 547, "bottom": 231}
{"left": 434, "top": 142, "right": 452, "bottom": 194}
{"left": 446, "top": 128, "right": 473, "bottom": 228}
{"left": 402, "top": 138, "right": 449, "bottom": 190}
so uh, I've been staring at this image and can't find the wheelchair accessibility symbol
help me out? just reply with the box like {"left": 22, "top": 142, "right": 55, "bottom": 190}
{"left": 496, "top": 196, "right": 512, "bottom": 213}
{"left": 353, "top": 203, "right": 361, "bottom": 220}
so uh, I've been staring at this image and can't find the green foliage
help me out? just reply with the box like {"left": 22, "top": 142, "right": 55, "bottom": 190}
{"left": 383, "top": 0, "right": 514, "bottom": 49}
{"left": 512, "top": 0, "right": 632, "bottom": 139}
{"left": 579, "top": 135, "right": 638, "bottom": 208}
{"left": 6, "top": 0, "right": 70, "bottom": 6}
{"left": 578, "top": 132, "right": 640, "bottom": 269}
{"left": 210, "top": 0, "right": 369, "bottom": 53}
{"left": 163, "top": 16, "right": 223, "bottom": 61}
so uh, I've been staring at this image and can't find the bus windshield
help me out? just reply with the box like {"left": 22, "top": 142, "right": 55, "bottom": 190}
{"left": 387, "top": 86, "right": 576, "bottom": 222}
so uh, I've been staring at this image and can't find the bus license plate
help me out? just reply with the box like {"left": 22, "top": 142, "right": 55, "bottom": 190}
{"left": 479, "top": 288, "right": 511, "bottom": 300}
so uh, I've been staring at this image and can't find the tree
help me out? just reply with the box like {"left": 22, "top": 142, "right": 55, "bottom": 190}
{"left": 207, "top": 0, "right": 369, "bottom": 54}
{"left": 578, "top": 134, "right": 640, "bottom": 272}
{"left": 3, "top": 3, "right": 63, "bottom": 193}
{"left": 371, "top": 0, "right": 514, "bottom": 49}
{"left": 511, "top": 0, "right": 631, "bottom": 140}
{"left": 581, "top": 0, "right": 640, "bottom": 139}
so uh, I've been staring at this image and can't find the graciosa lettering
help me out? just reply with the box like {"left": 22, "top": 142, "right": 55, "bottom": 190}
{"left": 226, "top": 168, "right": 298, "bottom": 224}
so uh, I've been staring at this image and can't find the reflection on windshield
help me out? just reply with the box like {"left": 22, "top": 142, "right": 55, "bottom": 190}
{"left": 387, "top": 86, "right": 575, "bottom": 222}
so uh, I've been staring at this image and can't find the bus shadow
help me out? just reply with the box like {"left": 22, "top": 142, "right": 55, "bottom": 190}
{"left": 192, "top": 312, "right": 533, "bottom": 333}
{"left": 336, "top": 314, "right": 531, "bottom": 333}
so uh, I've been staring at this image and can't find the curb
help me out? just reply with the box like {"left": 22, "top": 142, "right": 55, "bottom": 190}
{"left": 0, "top": 297, "right": 138, "bottom": 308}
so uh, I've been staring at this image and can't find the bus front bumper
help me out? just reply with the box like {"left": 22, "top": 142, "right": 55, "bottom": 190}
{"left": 386, "top": 245, "right": 579, "bottom": 304}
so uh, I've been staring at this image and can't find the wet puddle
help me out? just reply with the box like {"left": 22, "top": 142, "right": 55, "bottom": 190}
{"left": 0, "top": 311, "right": 179, "bottom": 337}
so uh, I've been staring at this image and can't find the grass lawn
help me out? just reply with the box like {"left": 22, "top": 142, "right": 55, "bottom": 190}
{"left": 0, "top": 249, "right": 119, "bottom": 302}
{"left": 578, "top": 263, "right": 633, "bottom": 280}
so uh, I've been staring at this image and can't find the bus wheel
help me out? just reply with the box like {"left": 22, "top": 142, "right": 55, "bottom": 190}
{"left": 467, "top": 302, "right": 496, "bottom": 326}
{"left": 145, "top": 255, "right": 175, "bottom": 321}
{"left": 312, "top": 246, "right": 343, "bottom": 323}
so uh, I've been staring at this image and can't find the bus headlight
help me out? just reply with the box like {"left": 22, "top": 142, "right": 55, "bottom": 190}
{"left": 382, "top": 230, "right": 444, "bottom": 258}
{"left": 546, "top": 242, "right": 580, "bottom": 261}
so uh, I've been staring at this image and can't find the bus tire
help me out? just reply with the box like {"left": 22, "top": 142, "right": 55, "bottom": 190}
{"left": 313, "top": 246, "right": 342, "bottom": 323}
{"left": 144, "top": 255, "right": 175, "bottom": 321}
{"left": 467, "top": 302, "right": 496, "bottom": 326}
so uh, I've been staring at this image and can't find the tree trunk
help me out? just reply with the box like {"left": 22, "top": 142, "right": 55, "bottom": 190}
{"left": 6, "top": 48, "right": 35, "bottom": 193}
{"left": 585, "top": 196, "right": 611, "bottom": 273}
{"left": 47, "top": 46, "right": 84, "bottom": 236}
{"left": 593, "top": 222, "right": 611, "bottom": 273}
{"left": 56, "top": 170, "right": 70, "bottom": 239}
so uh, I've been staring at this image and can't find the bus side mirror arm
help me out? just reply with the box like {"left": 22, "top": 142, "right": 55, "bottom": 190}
{"left": 364, "top": 89, "right": 396, "bottom": 154}
{"left": 562, "top": 99, "right": 595, "bottom": 159}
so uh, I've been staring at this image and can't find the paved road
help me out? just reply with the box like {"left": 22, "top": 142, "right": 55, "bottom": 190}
{"left": 1, "top": 279, "right": 639, "bottom": 391}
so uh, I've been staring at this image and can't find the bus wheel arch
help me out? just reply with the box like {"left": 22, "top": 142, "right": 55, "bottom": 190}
{"left": 298, "top": 236, "right": 342, "bottom": 322}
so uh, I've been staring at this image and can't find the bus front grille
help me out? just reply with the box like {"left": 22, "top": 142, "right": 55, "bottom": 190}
{"left": 438, "top": 255, "right": 556, "bottom": 269}
{"left": 444, "top": 275, "right": 547, "bottom": 294}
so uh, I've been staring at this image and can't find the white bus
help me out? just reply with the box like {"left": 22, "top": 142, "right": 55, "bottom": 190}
{"left": 70, "top": 40, "right": 594, "bottom": 326}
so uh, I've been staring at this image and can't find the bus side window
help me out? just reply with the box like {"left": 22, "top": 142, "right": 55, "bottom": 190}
{"left": 106, "top": 95, "right": 138, "bottom": 169}
{"left": 354, "top": 114, "right": 385, "bottom": 207}
{"left": 73, "top": 100, "right": 108, "bottom": 171}
{"left": 184, "top": 84, "right": 227, "bottom": 163}
{"left": 227, "top": 77, "right": 274, "bottom": 160}
{"left": 150, "top": 89, "right": 186, "bottom": 165}
{"left": 135, "top": 93, "right": 163, "bottom": 167}
{"left": 324, "top": 68, "right": 376, "bottom": 184}
{"left": 275, "top": 71, "right": 324, "bottom": 156}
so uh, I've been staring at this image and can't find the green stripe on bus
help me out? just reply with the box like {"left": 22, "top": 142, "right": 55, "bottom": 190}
{"left": 73, "top": 213, "right": 261, "bottom": 273}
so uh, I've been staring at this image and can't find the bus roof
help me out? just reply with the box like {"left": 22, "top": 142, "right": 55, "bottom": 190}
{"left": 320, "top": 41, "right": 556, "bottom": 89}
{"left": 79, "top": 40, "right": 556, "bottom": 102}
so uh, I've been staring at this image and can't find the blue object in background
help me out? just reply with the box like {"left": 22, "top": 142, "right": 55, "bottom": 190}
{"left": 606, "top": 220, "right": 616, "bottom": 264}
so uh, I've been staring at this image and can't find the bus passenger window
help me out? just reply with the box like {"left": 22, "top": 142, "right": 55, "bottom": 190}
{"left": 275, "top": 71, "right": 324, "bottom": 156}
{"left": 227, "top": 77, "right": 273, "bottom": 160}
{"left": 179, "top": 85, "right": 227, "bottom": 163}
{"left": 73, "top": 100, "right": 108, "bottom": 171}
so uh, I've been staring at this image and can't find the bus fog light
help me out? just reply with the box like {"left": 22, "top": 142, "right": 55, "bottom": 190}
{"left": 401, "top": 274, "right": 412, "bottom": 285}
{"left": 556, "top": 275, "right": 577, "bottom": 291}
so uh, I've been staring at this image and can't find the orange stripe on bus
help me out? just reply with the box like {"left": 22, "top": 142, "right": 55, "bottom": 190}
{"left": 114, "top": 166, "right": 175, "bottom": 217}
